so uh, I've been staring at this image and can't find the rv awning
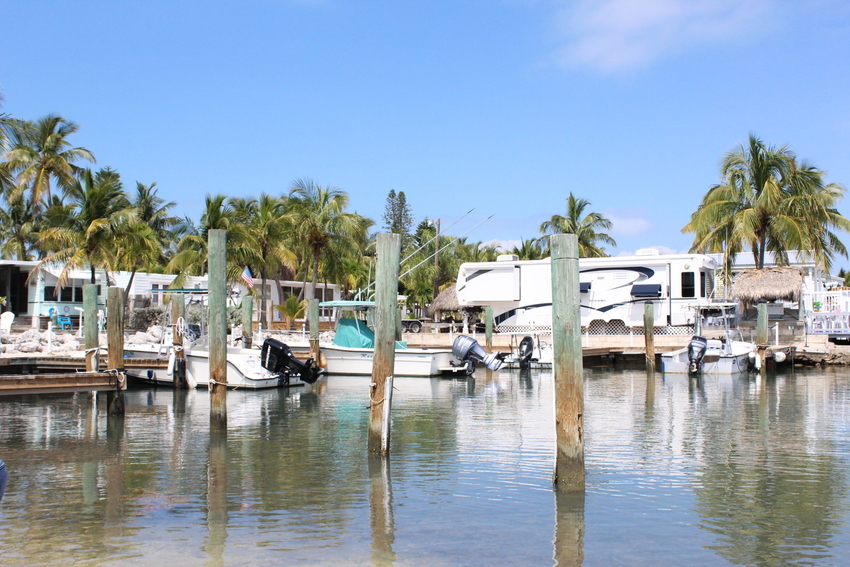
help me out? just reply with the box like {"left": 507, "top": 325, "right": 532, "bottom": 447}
{"left": 579, "top": 282, "right": 591, "bottom": 293}
{"left": 631, "top": 284, "right": 662, "bottom": 297}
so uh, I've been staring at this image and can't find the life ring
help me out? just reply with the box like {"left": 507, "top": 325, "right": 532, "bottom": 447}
{"left": 63, "top": 306, "right": 70, "bottom": 314}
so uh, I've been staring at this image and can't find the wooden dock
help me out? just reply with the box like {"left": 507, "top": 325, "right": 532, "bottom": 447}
{"left": 0, "top": 370, "right": 125, "bottom": 396}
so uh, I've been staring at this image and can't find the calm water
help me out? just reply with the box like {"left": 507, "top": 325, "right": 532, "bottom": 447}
{"left": 1, "top": 367, "right": 850, "bottom": 566}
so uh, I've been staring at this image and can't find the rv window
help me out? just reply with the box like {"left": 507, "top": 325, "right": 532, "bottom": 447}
{"left": 681, "top": 272, "right": 695, "bottom": 298}
{"left": 700, "top": 272, "right": 707, "bottom": 298}
{"left": 631, "top": 284, "right": 662, "bottom": 297}
{"left": 580, "top": 282, "right": 591, "bottom": 293}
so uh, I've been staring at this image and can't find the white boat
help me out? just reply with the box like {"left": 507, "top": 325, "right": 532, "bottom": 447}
{"left": 317, "top": 301, "right": 486, "bottom": 376}
{"left": 123, "top": 336, "right": 319, "bottom": 389}
{"left": 319, "top": 314, "right": 467, "bottom": 376}
{"left": 660, "top": 333, "right": 754, "bottom": 375}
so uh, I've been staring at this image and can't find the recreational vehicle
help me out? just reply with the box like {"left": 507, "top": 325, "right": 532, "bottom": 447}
{"left": 455, "top": 250, "right": 720, "bottom": 333}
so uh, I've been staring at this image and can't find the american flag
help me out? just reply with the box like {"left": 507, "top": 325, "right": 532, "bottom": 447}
{"left": 241, "top": 266, "right": 255, "bottom": 288}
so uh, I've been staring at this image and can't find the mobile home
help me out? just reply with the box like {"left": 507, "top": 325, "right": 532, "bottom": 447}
{"left": 455, "top": 250, "right": 720, "bottom": 333}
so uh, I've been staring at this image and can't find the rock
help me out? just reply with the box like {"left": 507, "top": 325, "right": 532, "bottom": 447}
{"left": 16, "top": 341, "right": 42, "bottom": 353}
{"left": 128, "top": 331, "right": 156, "bottom": 344}
{"left": 15, "top": 329, "right": 43, "bottom": 344}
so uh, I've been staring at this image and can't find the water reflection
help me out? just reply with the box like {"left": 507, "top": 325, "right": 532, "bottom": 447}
{"left": 369, "top": 456, "right": 395, "bottom": 566}
{"left": 0, "top": 369, "right": 849, "bottom": 565}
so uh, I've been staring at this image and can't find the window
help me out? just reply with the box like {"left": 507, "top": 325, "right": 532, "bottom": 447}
{"left": 631, "top": 284, "right": 662, "bottom": 298}
{"left": 681, "top": 272, "right": 695, "bottom": 298}
{"left": 152, "top": 284, "right": 160, "bottom": 306}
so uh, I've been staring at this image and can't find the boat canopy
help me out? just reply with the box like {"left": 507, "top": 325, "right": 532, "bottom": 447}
{"left": 321, "top": 300, "right": 374, "bottom": 308}
{"left": 332, "top": 318, "right": 407, "bottom": 349}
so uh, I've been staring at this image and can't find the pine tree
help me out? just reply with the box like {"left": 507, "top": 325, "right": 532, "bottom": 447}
{"left": 382, "top": 189, "right": 414, "bottom": 240}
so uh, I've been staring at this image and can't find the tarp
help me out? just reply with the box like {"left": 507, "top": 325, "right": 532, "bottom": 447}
{"left": 332, "top": 318, "right": 407, "bottom": 349}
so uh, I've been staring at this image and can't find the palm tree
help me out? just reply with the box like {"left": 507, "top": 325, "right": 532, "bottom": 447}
{"left": 2, "top": 114, "right": 95, "bottom": 208}
{"left": 683, "top": 134, "right": 850, "bottom": 271}
{"left": 286, "top": 178, "right": 369, "bottom": 301}
{"left": 37, "top": 167, "right": 155, "bottom": 288}
{"left": 0, "top": 192, "right": 39, "bottom": 260}
{"left": 117, "top": 182, "right": 186, "bottom": 307}
{"left": 539, "top": 193, "right": 616, "bottom": 257}
{"left": 167, "top": 194, "right": 252, "bottom": 282}
{"left": 509, "top": 237, "right": 546, "bottom": 260}
{"left": 234, "top": 194, "right": 296, "bottom": 327}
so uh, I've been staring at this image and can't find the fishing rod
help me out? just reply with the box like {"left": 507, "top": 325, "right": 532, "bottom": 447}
{"left": 398, "top": 214, "right": 494, "bottom": 281}
{"left": 355, "top": 213, "right": 495, "bottom": 299}
{"left": 399, "top": 207, "right": 474, "bottom": 266}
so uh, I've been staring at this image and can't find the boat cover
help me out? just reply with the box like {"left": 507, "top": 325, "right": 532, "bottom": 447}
{"left": 332, "top": 318, "right": 407, "bottom": 349}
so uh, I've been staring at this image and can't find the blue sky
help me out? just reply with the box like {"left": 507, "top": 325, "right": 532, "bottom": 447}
{"left": 2, "top": 0, "right": 849, "bottom": 261}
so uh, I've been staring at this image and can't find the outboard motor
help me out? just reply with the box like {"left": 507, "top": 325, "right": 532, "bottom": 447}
{"left": 687, "top": 335, "right": 708, "bottom": 374}
{"left": 452, "top": 335, "right": 505, "bottom": 374}
{"left": 518, "top": 336, "right": 534, "bottom": 370}
{"left": 261, "top": 338, "right": 322, "bottom": 385}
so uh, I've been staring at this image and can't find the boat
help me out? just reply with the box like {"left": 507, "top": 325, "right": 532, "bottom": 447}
{"left": 123, "top": 335, "right": 320, "bottom": 389}
{"left": 660, "top": 332, "right": 754, "bottom": 375}
{"left": 318, "top": 301, "right": 472, "bottom": 376}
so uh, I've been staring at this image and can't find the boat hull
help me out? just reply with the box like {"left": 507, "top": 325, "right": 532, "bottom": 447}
{"left": 123, "top": 344, "right": 299, "bottom": 389}
{"left": 660, "top": 339, "right": 753, "bottom": 374}
{"left": 320, "top": 345, "right": 465, "bottom": 376}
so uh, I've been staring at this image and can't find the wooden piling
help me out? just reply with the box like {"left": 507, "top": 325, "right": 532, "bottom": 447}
{"left": 369, "top": 233, "right": 401, "bottom": 456}
{"left": 241, "top": 295, "right": 253, "bottom": 349}
{"left": 485, "top": 306, "right": 494, "bottom": 351}
{"left": 208, "top": 229, "right": 227, "bottom": 429}
{"left": 756, "top": 301, "right": 768, "bottom": 345}
{"left": 106, "top": 287, "right": 126, "bottom": 416}
{"left": 308, "top": 298, "right": 319, "bottom": 362}
{"left": 643, "top": 301, "right": 655, "bottom": 372}
{"left": 550, "top": 234, "right": 585, "bottom": 492}
{"left": 171, "top": 293, "right": 188, "bottom": 389}
{"left": 84, "top": 284, "right": 99, "bottom": 372}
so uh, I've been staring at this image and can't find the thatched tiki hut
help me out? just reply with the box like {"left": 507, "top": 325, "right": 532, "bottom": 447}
{"left": 429, "top": 284, "right": 460, "bottom": 322}
{"left": 730, "top": 267, "right": 804, "bottom": 312}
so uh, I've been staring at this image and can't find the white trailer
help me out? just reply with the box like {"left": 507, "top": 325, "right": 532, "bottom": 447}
{"left": 455, "top": 249, "right": 720, "bottom": 333}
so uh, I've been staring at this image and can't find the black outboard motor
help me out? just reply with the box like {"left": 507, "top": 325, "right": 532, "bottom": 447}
{"left": 261, "top": 338, "right": 322, "bottom": 385}
{"left": 518, "top": 336, "right": 534, "bottom": 370}
{"left": 687, "top": 335, "right": 708, "bottom": 375}
{"left": 452, "top": 335, "right": 505, "bottom": 374}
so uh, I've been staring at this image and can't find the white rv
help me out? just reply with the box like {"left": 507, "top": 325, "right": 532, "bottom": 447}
{"left": 455, "top": 250, "right": 720, "bottom": 333}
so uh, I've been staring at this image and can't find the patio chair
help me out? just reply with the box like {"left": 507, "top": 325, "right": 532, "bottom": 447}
{"left": 57, "top": 316, "right": 73, "bottom": 330}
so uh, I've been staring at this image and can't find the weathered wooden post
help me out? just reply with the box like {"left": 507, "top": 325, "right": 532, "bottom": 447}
{"left": 84, "top": 284, "right": 99, "bottom": 372}
{"left": 308, "top": 298, "right": 320, "bottom": 363}
{"left": 756, "top": 300, "right": 769, "bottom": 374}
{"left": 643, "top": 301, "right": 655, "bottom": 372}
{"left": 485, "top": 306, "right": 494, "bottom": 352}
{"left": 550, "top": 234, "right": 585, "bottom": 491}
{"left": 106, "top": 287, "right": 125, "bottom": 416}
{"left": 171, "top": 293, "right": 188, "bottom": 389}
{"left": 756, "top": 300, "right": 768, "bottom": 345}
{"left": 369, "top": 233, "right": 401, "bottom": 456}
{"left": 241, "top": 295, "right": 253, "bottom": 349}
{"left": 208, "top": 229, "right": 227, "bottom": 429}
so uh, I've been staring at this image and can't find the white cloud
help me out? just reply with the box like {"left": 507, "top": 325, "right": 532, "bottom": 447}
{"left": 606, "top": 209, "right": 653, "bottom": 236}
{"left": 553, "top": 0, "right": 778, "bottom": 72}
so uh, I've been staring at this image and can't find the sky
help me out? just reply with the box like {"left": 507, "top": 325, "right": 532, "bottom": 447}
{"left": 2, "top": 0, "right": 850, "bottom": 261}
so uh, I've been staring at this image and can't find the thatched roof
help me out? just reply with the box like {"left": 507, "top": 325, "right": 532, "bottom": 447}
{"left": 730, "top": 267, "right": 804, "bottom": 309}
{"left": 428, "top": 284, "right": 460, "bottom": 315}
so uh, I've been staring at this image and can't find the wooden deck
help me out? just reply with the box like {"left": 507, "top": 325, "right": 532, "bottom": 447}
{"left": 0, "top": 370, "right": 125, "bottom": 396}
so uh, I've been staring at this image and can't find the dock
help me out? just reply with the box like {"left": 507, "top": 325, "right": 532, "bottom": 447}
{"left": 0, "top": 370, "right": 125, "bottom": 396}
